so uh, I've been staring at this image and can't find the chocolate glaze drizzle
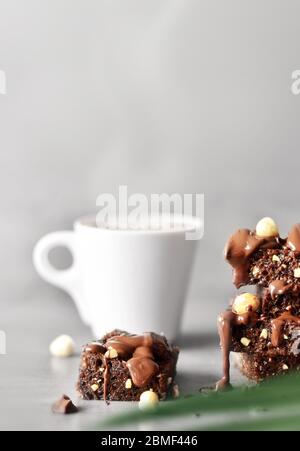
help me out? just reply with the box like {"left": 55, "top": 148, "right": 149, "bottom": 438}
{"left": 271, "top": 312, "right": 300, "bottom": 347}
{"left": 106, "top": 334, "right": 165, "bottom": 388}
{"left": 224, "top": 229, "right": 278, "bottom": 288}
{"left": 103, "top": 356, "right": 110, "bottom": 401}
{"left": 269, "top": 280, "right": 293, "bottom": 301}
{"left": 287, "top": 224, "right": 300, "bottom": 255}
{"left": 216, "top": 309, "right": 258, "bottom": 390}
{"left": 85, "top": 342, "right": 106, "bottom": 354}
{"left": 85, "top": 333, "right": 170, "bottom": 400}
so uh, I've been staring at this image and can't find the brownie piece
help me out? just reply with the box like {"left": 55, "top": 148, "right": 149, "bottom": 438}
{"left": 217, "top": 220, "right": 300, "bottom": 389}
{"left": 77, "top": 330, "right": 179, "bottom": 401}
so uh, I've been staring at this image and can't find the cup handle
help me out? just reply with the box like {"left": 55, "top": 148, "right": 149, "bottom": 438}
{"left": 33, "top": 231, "right": 89, "bottom": 324}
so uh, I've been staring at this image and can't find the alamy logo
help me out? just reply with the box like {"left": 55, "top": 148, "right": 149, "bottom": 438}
{"left": 0, "top": 70, "right": 6, "bottom": 95}
{"left": 96, "top": 186, "right": 204, "bottom": 240}
{"left": 291, "top": 70, "right": 300, "bottom": 95}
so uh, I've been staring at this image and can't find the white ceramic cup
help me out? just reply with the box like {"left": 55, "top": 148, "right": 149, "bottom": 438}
{"left": 33, "top": 214, "right": 199, "bottom": 340}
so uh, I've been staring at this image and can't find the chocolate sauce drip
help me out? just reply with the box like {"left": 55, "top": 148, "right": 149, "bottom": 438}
{"left": 105, "top": 333, "right": 153, "bottom": 359}
{"left": 224, "top": 229, "right": 277, "bottom": 288}
{"left": 268, "top": 280, "right": 293, "bottom": 301}
{"left": 133, "top": 346, "right": 154, "bottom": 359}
{"left": 85, "top": 342, "right": 106, "bottom": 354}
{"left": 271, "top": 312, "right": 300, "bottom": 347}
{"left": 103, "top": 333, "right": 169, "bottom": 391}
{"left": 216, "top": 309, "right": 258, "bottom": 390}
{"left": 287, "top": 224, "right": 300, "bottom": 255}
{"left": 127, "top": 357, "right": 159, "bottom": 387}
{"left": 103, "top": 357, "right": 110, "bottom": 402}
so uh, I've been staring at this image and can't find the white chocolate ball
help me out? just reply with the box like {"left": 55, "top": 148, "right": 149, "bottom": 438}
{"left": 255, "top": 217, "right": 279, "bottom": 238}
{"left": 232, "top": 293, "right": 260, "bottom": 315}
{"left": 49, "top": 335, "right": 75, "bottom": 358}
{"left": 139, "top": 390, "right": 159, "bottom": 411}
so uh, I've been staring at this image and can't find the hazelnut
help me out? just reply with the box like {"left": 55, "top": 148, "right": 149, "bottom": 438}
{"left": 232, "top": 293, "right": 260, "bottom": 315}
{"left": 49, "top": 335, "right": 75, "bottom": 358}
{"left": 240, "top": 337, "right": 251, "bottom": 347}
{"left": 260, "top": 329, "right": 268, "bottom": 339}
{"left": 105, "top": 348, "right": 118, "bottom": 359}
{"left": 252, "top": 266, "right": 260, "bottom": 277}
{"left": 125, "top": 379, "right": 132, "bottom": 389}
{"left": 282, "top": 364, "right": 289, "bottom": 371}
{"left": 255, "top": 217, "right": 279, "bottom": 238}
{"left": 139, "top": 390, "right": 159, "bottom": 411}
{"left": 294, "top": 268, "right": 300, "bottom": 278}
{"left": 272, "top": 255, "right": 280, "bottom": 263}
{"left": 91, "top": 384, "right": 99, "bottom": 392}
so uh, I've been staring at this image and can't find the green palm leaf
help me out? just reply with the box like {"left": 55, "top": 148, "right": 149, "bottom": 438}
{"left": 101, "top": 372, "right": 300, "bottom": 431}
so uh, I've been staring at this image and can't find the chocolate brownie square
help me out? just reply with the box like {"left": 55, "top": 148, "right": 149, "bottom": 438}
{"left": 217, "top": 220, "right": 300, "bottom": 389}
{"left": 77, "top": 330, "right": 179, "bottom": 401}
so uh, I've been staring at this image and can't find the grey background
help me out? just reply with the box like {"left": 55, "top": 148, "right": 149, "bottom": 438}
{"left": 0, "top": 0, "right": 300, "bottom": 430}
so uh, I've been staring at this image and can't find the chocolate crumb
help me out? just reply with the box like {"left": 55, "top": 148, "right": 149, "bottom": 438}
{"left": 52, "top": 394, "right": 78, "bottom": 414}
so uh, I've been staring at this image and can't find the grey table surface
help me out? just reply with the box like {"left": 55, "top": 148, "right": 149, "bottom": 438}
{"left": 0, "top": 287, "right": 245, "bottom": 431}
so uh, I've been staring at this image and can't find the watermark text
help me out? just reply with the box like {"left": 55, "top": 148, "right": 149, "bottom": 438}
{"left": 96, "top": 186, "right": 204, "bottom": 240}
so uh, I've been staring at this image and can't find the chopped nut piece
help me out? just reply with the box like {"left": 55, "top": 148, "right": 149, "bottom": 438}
{"left": 272, "top": 255, "right": 280, "bottom": 263}
{"left": 260, "top": 329, "right": 268, "bottom": 339}
{"left": 125, "top": 379, "right": 132, "bottom": 389}
{"left": 282, "top": 364, "right": 289, "bottom": 371}
{"left": 252, "top": 266, "right": 260, "bottom": 277}
{"left": 294, "top": 268, "right": 300, "bottom": 278}
{"left": 241, "top": 337, "right": 251, "bottom": 347}
{"left": 105, "top": 348, "right": 118, "bottom": 359}
{"left": 284, "top": 334, "right": 289, "bottom": 340}
{"left": 91, "top": 384, "right": 99, "bottom": 392}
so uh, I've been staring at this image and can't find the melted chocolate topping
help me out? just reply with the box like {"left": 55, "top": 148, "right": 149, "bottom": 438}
{"left": 268, "top": 280, "right": 293, "bottom": 301}
{"left": 90, "top": 333, "right": 170, "bottom": 398}
{"left": 85, "top": 342, "right": 106, "bottom": 354}
{"left": 127, "top": 357, "right": 159, "bottom": 387}
{"left": 271, "top": 312, "right": 300, "bottom": 347}
{"left": 103, "top": 356, "right": 110, "bottom": 401}
{"left": 133, "top": 346, "right": 154, "bottom": 359}
{"left": 287, "top": 224, "right": 300, "bottom": 255}
{"left": 224, "top": 229, "right": 277, "bottom": 288}
{"left": 216, "top": 309, "right": 258, "bottom": 390}
{"left": 105, "top": 333, "right": 153, "bottom": 359}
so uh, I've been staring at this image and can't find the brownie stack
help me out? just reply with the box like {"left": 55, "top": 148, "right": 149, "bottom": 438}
{"left": 77, "top": 329, "right": 179, "bottom": 401}
{"left": 217, "top": 218, "right": 300, "bottom": 389}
